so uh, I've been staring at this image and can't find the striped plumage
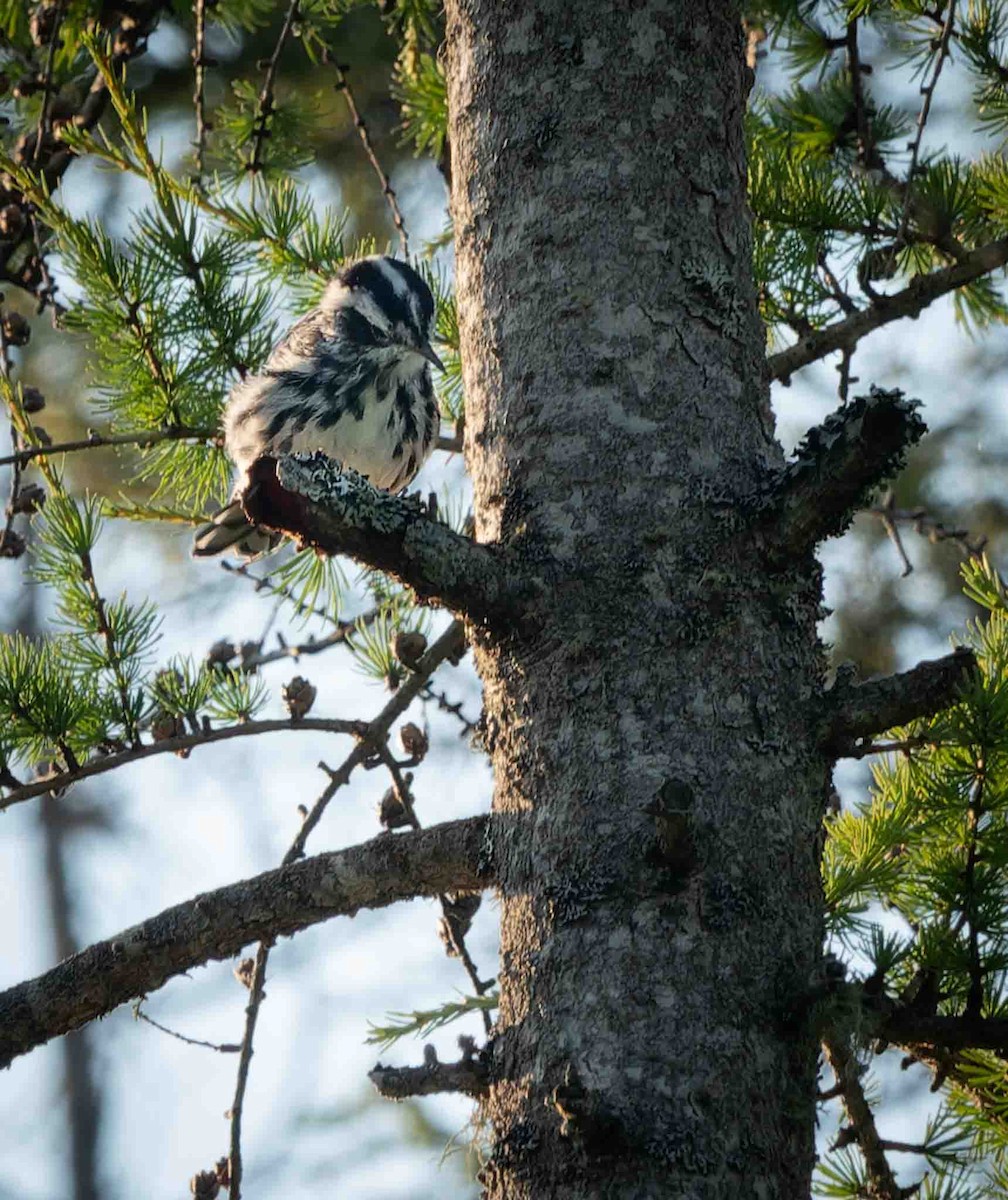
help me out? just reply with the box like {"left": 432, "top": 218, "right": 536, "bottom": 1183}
{"left": 193, "top": 255, "right": 442, "bottom": 560}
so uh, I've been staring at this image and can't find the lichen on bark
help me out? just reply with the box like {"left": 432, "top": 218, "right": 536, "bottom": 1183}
{"left": 446, "top": 2, "right": 829, "bottom": 1197}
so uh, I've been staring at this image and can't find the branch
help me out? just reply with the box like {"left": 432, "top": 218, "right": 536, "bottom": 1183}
{"left": 436, "top": 430, "right": 462, "bottom": 455}
{"left": 369, "top": 1055, "right": 489, "bottom": 1099}
{"left": 896, "top": 0, "right": 957, "bottom": 246}
{"left": 821, "top": 648, "right": 976, "bottom": 755}
{"left": 0, "top": 715, "right": 363, "bottom": 811}
{"left": 0, "top": 1, "right": 165, "bottom": 304}
{"left": 242, "top": 453, "right": 532, "bottom": 626}
{"left": 884, "top": 1012, "right": 1008, "bottom": 1056}
{"left": 225, "top": 618, "right": 466, "bottom": 1197}
{"left": 759, "top": 388, "right": 927, "bottom": 564}
{"left": 330, "top": 58, "right": 409, "bottom": 257}
{"left": 368, "top": 738, "right": 494, "bottom": 1028}
{"left": 247, "top": 0, "right": 300, "bottom": 176}
{"left": 0, "top": 815, "right": 491, "bottom": 1069}
{"left": 0, "top": 424, "right": 219, "bottom": 468}
{"left": 191, "top": 0, "right": 210, "bottom": 184}
{"left": 768, "top": 238, "right": 1008, "bottom": 383}
{"left": 821, "top": 1037, "right": 904, "bottom": 1200}
{"left": 870, "top": 494, "right": 988, "bottom": 575}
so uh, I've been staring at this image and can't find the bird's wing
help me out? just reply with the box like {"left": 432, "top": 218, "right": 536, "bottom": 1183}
{"left": 266, "top": 307, "right": 336, "bottom": 368}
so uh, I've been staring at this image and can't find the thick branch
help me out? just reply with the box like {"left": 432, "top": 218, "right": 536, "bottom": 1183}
{"left": 760, "top": 388, "right": 926, "bottom": 565}
{"left": 0, "top": 815, "right": 490, "bottom": 1069}
{"left": 242, "top": 453, "right": 532, "bottom": 626}
{"left": 769, "top": 238, "right": 1008, "bottom": 383}
{"left": 369, "top": 1055, "right": 489, "bottom": 1099}
{"left": 822, "top": 648, "right": 976, "bottom": 755}
{"left": 885, "top": 1012, "right": 1008, "bottom": 1056}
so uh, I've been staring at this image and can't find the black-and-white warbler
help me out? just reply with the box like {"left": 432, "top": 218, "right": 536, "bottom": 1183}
{"left": 192, "top": 254, "right": 443, "bottom": 560}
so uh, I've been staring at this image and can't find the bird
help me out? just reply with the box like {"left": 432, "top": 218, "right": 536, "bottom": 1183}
{"left": 192, "top": 254, "right": 444, "bottom": 560}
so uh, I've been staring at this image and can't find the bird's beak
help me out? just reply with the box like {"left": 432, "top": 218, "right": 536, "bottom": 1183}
{"left": 419, "top": 341, "right": 446, "bottom": 372}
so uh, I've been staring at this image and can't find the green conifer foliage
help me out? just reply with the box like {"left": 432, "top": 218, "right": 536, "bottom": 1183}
{"left": 0, "top": 1, "right": 1007, "bottom": 1195}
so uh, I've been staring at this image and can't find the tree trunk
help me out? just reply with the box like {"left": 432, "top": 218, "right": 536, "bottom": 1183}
{"left": 446, "top": 3, "right": 827, "bottom": 1196}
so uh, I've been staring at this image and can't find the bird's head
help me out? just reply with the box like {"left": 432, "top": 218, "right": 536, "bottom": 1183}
{"left": 322, "top": 255, "right": 444, "bottom": 372}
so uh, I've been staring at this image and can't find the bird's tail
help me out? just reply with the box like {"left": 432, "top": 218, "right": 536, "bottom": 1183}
{"left": 192, "top": 500, "right": 283, "bottom": 561}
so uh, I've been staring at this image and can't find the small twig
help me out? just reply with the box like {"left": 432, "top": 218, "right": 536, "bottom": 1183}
{"left": 226, "top": 621, "right": 467, "bottom": 1198}
{"left": 897, "top": 1, "right": 958, "bottom": 246}
{"left": 220, "top": 560, "right": 342, "bottom": 628}
{"left": 237, "top": 609, "right": 378, "bottom": 671}
{"left": 330, "top": 58, "right": 409, "bottom": 257}
{"left": 878, "top": 1139, "right": 929, "bottom": 1155}
{"left": 822, "top": 1038, "right": 904, "bottom": 1200}
{"left": 846, "top": 735, "right": 934, "bottom": 761}
{"left": 192, "top": 0, "right": 211, "bottom": 184}
{"left": 876, "top": 490, "right": 915, "bottom": 577}
{"left": 133, "top": 1001, "right": 241, "bottom": 1053}
{"left": 28, "top": 212, "right": 62, "bottom": 317}
{"left": 79, "top": 546, "right": 142, "bottom": 745}
{"left": 227, "top": 939, "right": 270, "bottom": 1199}
{"left": 869, "top": 495, "right": 988, "bottom": 573}
{"left": 32, "top": 0, "right": 67, "bottom": 170}
{"left": 371, "top": 739, "right": 422, "bottom": 830}
{"left": 436, "top": 430, "right": 463, "bottom": 455}
{"left": 845, "top": 16, "right": 883, "bottom": 176}
{"left": 0, "top": 715, "right": 365, "bottom": 811}
{"left": 0, "top": 425, "right": 220, "bottom": 468}
{"left": 421, "top": 684, "right": 476, "bottom": 737}
{"left": 835, "top": 347, "right": 854, "bottom": 404}
{"left": 820, "top": 256, "right": 858, "bottom": 319}
{"left": 254, "top": 592, "right": 284, "bottom": 654}
{"left": 247, "top": 0, "right": 301, "bottom": 178}
{"left": 371, "top": 738, "right": 493, "bottom": 1030}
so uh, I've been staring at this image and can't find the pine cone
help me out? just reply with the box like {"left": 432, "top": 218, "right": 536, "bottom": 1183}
{"left": 393, "top": 629, "right": 427, "bottom": 669}
{"left": 2, "top": 311, "right": 30, "bottom": 346}
{"left": 12, "top": 483, "right": 45, "bottom": 514}
{"left": 233, "top": 958, "right": 256, "bottom": 989}
{"left": 189, "top": 1170, "right": 220, "bottom": 1200}
{"left": 282, "top": 675, "right": 316, "bottom": 720}
{"left": 20, "top": 386, "right": 44, "bottom": 413}
{"left": 0, "top": 529, "right": 26, "bottom": 559}
{"left": 438, "top": 892, "right": 482, "bottom": 955}
{"left": 204, "top": 639, "right": 235, "bottom": 669}
{"left": 378, "top": 782, "right": 413, "bottom": 830}
{"left": 399, "top": 721, "right": 428, "bottom": 762}
{"left": 0, "top": 204, "right": 24, "bottom": 239}
{"left": 29, "top": 3, "right": 60, "bottom": 47}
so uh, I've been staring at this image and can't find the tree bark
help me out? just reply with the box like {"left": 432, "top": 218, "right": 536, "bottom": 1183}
{"left": 446, "top": 3, "right": 826, "bottom": 1196}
